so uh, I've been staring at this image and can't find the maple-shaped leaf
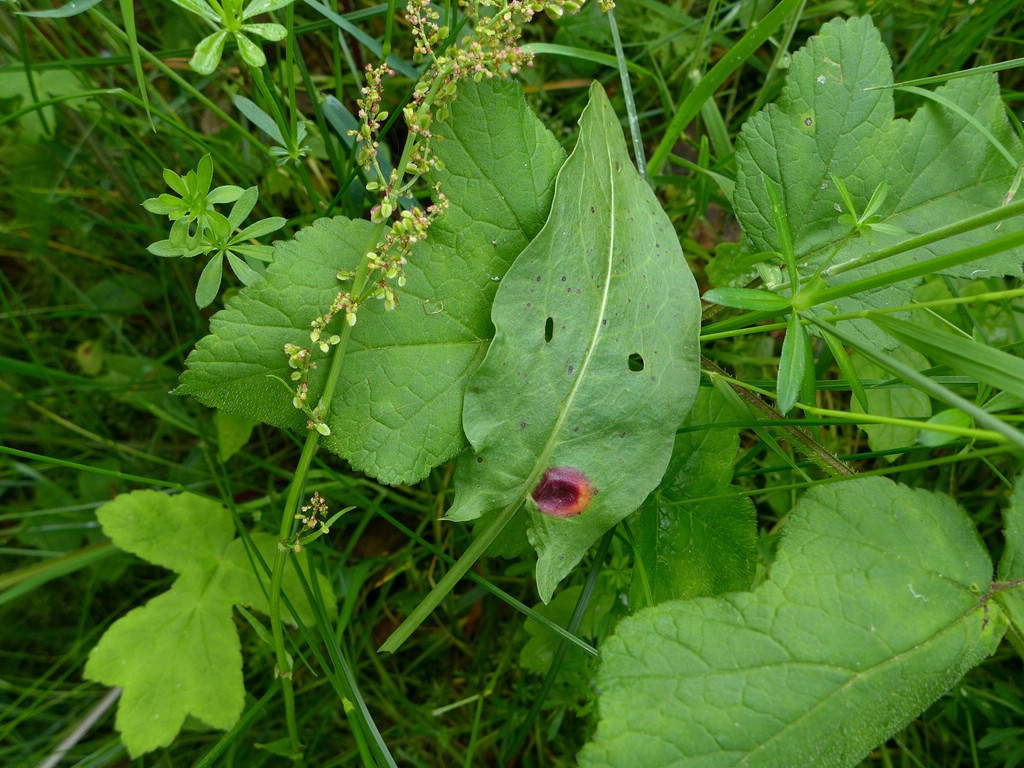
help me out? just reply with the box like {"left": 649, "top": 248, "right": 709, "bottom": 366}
{"left": 83, "top": 490, "right": 334, "bottom": 757}
{"left": 175, "top": 79, "right": 565, "bottom": 485}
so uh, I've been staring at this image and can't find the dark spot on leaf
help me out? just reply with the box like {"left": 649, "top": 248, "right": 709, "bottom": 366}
{"left": 561, "top": 275, "right": 567, "bottom": 282}
{"left": 619, "top": 432, "right": 626, "bottom": 438}
{"left": 602, "top": 319, "right": 607, "bottom": 326}
{"left": 628, "top": 353, "right": 645, "bottom": 372}
{"left": 476, "top": 457, "right": 484, "bottom": 464}
{"left": 545, "top": 317, "right": 553, "bottom": 343}
{"left": 590, "top": 206, "right": 595, "bottom": 213}
{"left": 520, "top": 421, "right": 527, "bottom": 429}
{"left": 532, "top": 467, "right": 595, "bottom": 517}
{"left": 568, "top": 365, "right": 574, "bottom": 374}
{"left": 804, "top": 116, "right": 813, "bottom": 126}
{"left": 536, "top": 275, "right": 542, "bottom": 282}
{"left": 567, "top": 287, "right": 572, "bottom": 293}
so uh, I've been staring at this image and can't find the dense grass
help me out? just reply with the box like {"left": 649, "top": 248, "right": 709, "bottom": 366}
{"left": 3, "top": 1, "right": 1024, "bottom": 766}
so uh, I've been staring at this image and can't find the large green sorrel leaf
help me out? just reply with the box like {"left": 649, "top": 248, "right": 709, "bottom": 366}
{"left": 446, "top": 82, "right": 702, "bottom": 601}
{"left": 581, "top": 477, "right": 1005, "bottom": 767}
{"left": 175, "top": 79, "right": 565, "bottom": 484}
{"left": 733, "top": 16, "right": 1024, "bottom": 341}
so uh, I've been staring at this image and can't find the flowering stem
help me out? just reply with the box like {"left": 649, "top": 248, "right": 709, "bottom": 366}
{"left": 268, "top": 429, "right": 319, "bottom": 760}
{"left": 263, "top": 159, "right": 387, "bottom": 766}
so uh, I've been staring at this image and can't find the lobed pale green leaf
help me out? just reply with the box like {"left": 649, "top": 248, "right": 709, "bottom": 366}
{"left": 84, "top": 491, "right": 334, "bottom": 756}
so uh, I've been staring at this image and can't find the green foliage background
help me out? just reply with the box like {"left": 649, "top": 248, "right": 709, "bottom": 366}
{"left": 3, "top": 1, "right": 1024, "bottom": 766}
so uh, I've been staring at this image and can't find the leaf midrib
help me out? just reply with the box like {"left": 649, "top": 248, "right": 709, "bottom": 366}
{"left": 527, "top": 101, "right": 617, "bottom": 491}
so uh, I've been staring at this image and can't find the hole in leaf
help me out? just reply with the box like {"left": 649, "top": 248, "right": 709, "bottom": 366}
{"left": 544, "top": 317, "right": 554, "bottom": 343}
{"left": 628, "top": 353, "right": 645, "bottom": 372}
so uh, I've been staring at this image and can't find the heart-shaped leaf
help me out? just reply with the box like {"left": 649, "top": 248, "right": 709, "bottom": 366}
{"left": 446, "top": 82, "right": 702, "bottom": 601}
{"left": 175, "top": 79, "right": 565, "bottom": 484}
{"left": 581, "top": 476, "right": 1005, "bottom": 767}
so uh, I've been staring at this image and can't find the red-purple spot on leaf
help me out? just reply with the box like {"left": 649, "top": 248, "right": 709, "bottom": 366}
{"left": 532, "top": 467, "right": 595, "bottom": 517}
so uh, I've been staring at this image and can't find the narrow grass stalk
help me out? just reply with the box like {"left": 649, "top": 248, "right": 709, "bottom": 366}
{"left": 607, "top": 8, "right": 647, "bottom": 180}
{"left": 806, "top": 314, "right": 1024, "bottom": 450}
{"left": 378, "top": 498, "right": 524, "bottom": 654}
{"left": 645, "top": 0, "right": 804, "bottom": 175}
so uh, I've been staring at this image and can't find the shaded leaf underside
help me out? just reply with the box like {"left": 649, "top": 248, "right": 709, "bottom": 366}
{"left": 447, "top": 82, "right": 702, "bottom": 601}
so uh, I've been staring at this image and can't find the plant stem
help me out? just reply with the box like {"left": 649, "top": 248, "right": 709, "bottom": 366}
{"left": 701, "top": 355, "right": 855, "bottom": 478}
{"left": 378, "top": 497, "right": 524, "bottom": 654}
{"left": 268, "top": 430, "right": 321, "bottom": 760}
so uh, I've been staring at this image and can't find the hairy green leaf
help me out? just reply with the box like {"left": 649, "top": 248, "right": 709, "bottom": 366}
{"left": 176, "top": 79, "right": 565, "bottom": 484}
{"left": 996, "top": 479, "right": 1024, "bottom": 658}
{"left": 734, "top": 16, "right": 1024, "bottom": 345}
{"left": 446, "top": 82, "right": 701, "bottom": 601}
{"left": 83, "top": 491, "right": 333, "bottom": 757}
{"left": 582, "top": 477, "right": 1005, "bottom": 767}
